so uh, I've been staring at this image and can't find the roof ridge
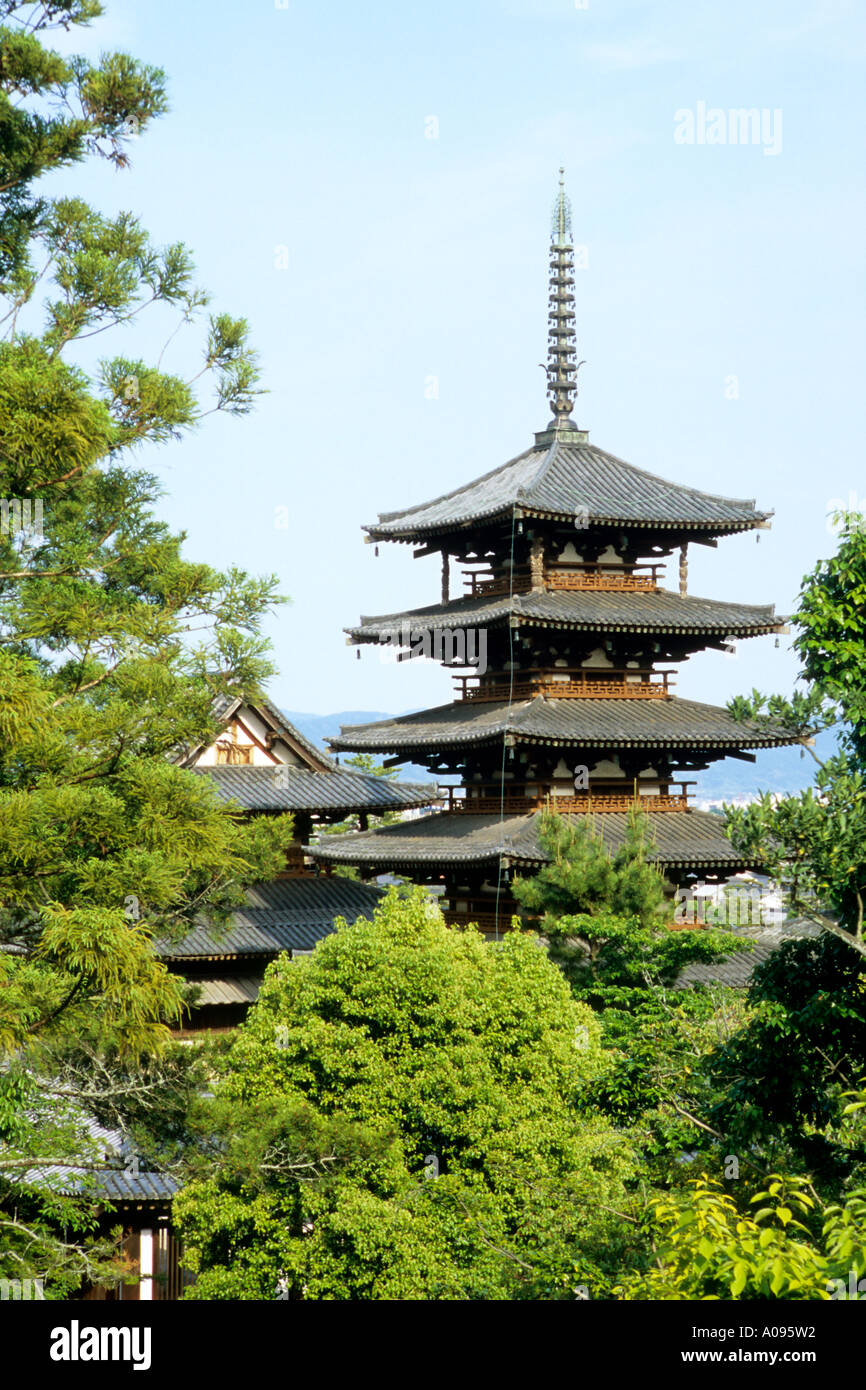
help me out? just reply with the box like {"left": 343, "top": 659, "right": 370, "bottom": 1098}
{"left": 370, "top": 443, "right": 541, "bottom": 527}
{"left": 550, "top": 439, "right": 768, "bottom": 515}
{"left": 262, "top": 700, "right": 337, "bottom": 768}
{"left": 349, "top": 589, "right": 781, "bottom": 628}
{"left": 516, "top": 435, "right": 561, "bottom": 503}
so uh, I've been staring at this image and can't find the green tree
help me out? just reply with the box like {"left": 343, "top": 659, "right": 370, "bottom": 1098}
{"left": 0, "top": 1, "right": 168, "bottom": 289}
{"left": 0, "top": 0, "right": 292, "bottom": 1293}
{"left": 512, "top": 806, "right": 669, "bottom": 934}
{"left": 706, "top": 934, "right": 866, "bottom": 1182}
{"left": 616, "top": 1173, "right": 866, "bottom": 1301}
{"left": 175, "top": 887, "right": 637, "bottom": 1300}
{"left": 709, "top": 514, "right": 866, "bottom": 1179}
{"left": 726, "top": 511, "right": 866, "bottom": 956}
{"left": 511, "top": 809, "right": 749, "bottom": 1186}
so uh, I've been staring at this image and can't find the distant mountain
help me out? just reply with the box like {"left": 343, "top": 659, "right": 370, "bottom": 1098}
{"left": 282, "top": 711, "right": 435, "bottom": 786}
{"left": 693, "top": 730, "right": 837, "bottom": 806}
{"left": 282, "top": 710, "right": 393, "bottom": 750}
{"left": 284, "top": 712, "right": 836, "bottom": 805}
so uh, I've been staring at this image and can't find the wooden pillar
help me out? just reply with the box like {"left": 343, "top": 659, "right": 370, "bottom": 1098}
{"left": 139, "top": 1228, "right": 153, "bottom": 1302}
{"left": 530, "top": 536, "right": 544, "bottom": 592}
{"left": 678, "top": 543, "right": 688, "bottom": 597}
{"left": 441, "top": 552, "right": 449, "bottom": 605}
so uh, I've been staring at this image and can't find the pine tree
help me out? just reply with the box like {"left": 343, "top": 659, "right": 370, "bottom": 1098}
{"left": 0, "top": 1, "right": 293, "bottom": 1293}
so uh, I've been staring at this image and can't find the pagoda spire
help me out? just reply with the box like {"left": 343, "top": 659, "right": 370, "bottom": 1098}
{"left": 546, "top": 168, "right": 582, "bottom": 424}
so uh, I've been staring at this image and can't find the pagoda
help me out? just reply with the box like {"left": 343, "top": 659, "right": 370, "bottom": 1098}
{"left": 310, "top": 173, "right": 800, "bottom": 932}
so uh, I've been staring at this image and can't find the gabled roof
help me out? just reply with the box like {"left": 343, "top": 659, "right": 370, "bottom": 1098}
{"left": 179, "top": 694, "right": 335, "bottom": 772}
{"left": 194, "top": 764, "right": 438, "bottom": 813}
{"left": 308, "top": 808, "right": 755, "bottom": 871}
{"left": 261, "top": 698, "right": 336, "bottom": 770}
{"left": 347, "top": 588, "right": 784, "bottom": 641}
{"left": 329, "top": 695, "right": 800, "bottom": 754}
{"left": 364, "top": 434, "right": 771, "bottom": 542}
{"left": 157, "top": 877, "right": 385, "bottom": 960}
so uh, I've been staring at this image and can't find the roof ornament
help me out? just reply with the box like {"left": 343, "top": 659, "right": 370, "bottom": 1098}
{"left": 546, "top": 168, "right": 581, "bottom": 426}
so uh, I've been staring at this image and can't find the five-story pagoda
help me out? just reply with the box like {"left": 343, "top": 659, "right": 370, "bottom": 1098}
{"left": 310, "top": 174, "right": 800, "bottom": 932}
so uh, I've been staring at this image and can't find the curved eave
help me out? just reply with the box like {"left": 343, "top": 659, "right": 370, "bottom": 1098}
{"left": 330, "top": 697, "right": 802, "bottom": 755}
{"left": 346, "top": 587, "right": 786, "bottom": 644}
{"left": 331, "top": 732, "right": 801, "bottom": 754}
{"left": 347, "top": 617, "right": 786, "bottom": 642}
{"left": 364, "top": 509, "right": 771, "bottom": 546}
{"left": 214, "top": 793, "right": 438, "bottom": 815}
{"left": 308, "top": 809, "right": 757, "bottom": 872}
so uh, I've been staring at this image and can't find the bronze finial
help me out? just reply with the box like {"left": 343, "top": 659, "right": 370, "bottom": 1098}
{"left": 546, "top": 169, "right": 579, "bottom": 423}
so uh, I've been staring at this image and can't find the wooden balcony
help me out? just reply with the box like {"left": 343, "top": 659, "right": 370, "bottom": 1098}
{"left": 546, "top": 565, "right": 662, "bottom": 592}
{"left": 453, "top": 669, "right": 674, "bottom": 702}
{"left": 443, "top": 784, "right": 694, "bottom": 815}
{"left": 440, "top": 898, "right": 526, "bottom": 933}
{"left": 462, "top": 571, "right": 531, "bottom": 599}
{"left": 461, "top": 563, "right": 663, "bottom": 599}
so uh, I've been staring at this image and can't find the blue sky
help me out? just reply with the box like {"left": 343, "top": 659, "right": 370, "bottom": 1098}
{"left": 47, "top": 0, "right": 866, "bottom": 716}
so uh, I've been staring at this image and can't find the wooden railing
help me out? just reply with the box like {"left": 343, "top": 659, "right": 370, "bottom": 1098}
{"left": 443, "top": 784, "right": 694, "bottom": 815}
{"left": 546, "top": 566, "right": 662, "bottom": 591}
{"left": 462, "top": 571, "right": 531, "bottom": 599}
{"left": 453, "top": 669, "right": 674, "bottom": 702}
{"left": 461, "top": 564, "right": 663, "bottom": 599}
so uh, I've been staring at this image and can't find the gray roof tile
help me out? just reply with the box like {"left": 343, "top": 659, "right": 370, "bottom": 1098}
{"left": 24, "top": 1116, "right": 179, "bottom": 1203}
{"left": 194, "top": 763, "right": 437, "bottom": 812}
{"left": 189, "top": 974, "right": 264, "bottom": 1006}
{"left": 366, "top": 438, "right": 769, "bottom": 540}
{"left": 676, "top": 918, "right": 823, "bottom": 988}
{"left": 349, "top": 588, "right": 782, "bottom": 641}
{"left": 330, "top": 696, "right": 797, "bottom": 753}
{"left": 309, "top": 808, "right": 753, "bottom": 870}
{"left": 156, "top": 877, "right": 385, "bottom": 959}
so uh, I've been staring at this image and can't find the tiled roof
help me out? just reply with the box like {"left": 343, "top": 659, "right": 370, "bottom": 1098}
{"left": 94, "top": 1170, "right": 179, "bottom": 1202}
{"left": 308, "top": 808, "right": 753, "bottom": 870}
{"left": 676, "top": 918, "right": 823, "bottom": 988}
{"left": 177, "top": 694, "right": 336, "bottom": 772}
{"left": 265, "top": 700, "right": 337, "bottom": 770}
{"left": 194, "top": 763, "right": 438, "bottom": 812}
{"left": 348, "top": 588, "right": 783, "bottom": 641}
{"left": 157, "top": 877, "right": 384, "bottom": 960}
{"left": 330, "top": 696, "right": 797, "bottom": 753}
{"left": 24, "top": 1116, "right": 178, "bottom": 1204}
{"left": 365, "top": 436, "right": 770, "bottom": 541}
{"left": 189, "top": 974, "right": 264, "bottom": 1006}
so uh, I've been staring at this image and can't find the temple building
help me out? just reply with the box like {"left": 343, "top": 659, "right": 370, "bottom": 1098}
{"left": 310, "top": 173, "right": 801, "bottom": 930}
{"left": 157, "top": 696, "right": 436, "bottom": 1030}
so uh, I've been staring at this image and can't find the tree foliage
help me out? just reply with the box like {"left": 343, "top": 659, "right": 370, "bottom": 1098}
{"left": 0, "top": 0, "right": 289, "bottom": 1292}
{"left": 726, "top": 512, "right": 866, "bottom": 954}
{"left": 175, "top": 888, "right": 637, "bottom": 1300}
{"left": 617, "top": 1174, "right": 866, "bottom": 1301}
